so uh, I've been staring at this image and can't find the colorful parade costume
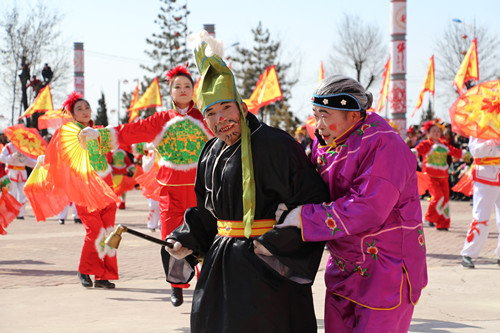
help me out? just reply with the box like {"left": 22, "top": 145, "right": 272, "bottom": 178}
{"left": 28, "top": 117, "right": 119, "bottom": 283}
{"left": 162, "top": 32, "right": 330, "bottom": 333}
{"left": 413, "top": 131, "right": 469, "bottom": 229}
{"left": 461, "top": 137, "right": 500, "bottom": 265}
{"left": 99, "top": 101, "right": 212, "bottom": 240}
{"left": 107, "top": 148, "right": 136, "bottom": 209}
{"left": 0, "top": 143, "right": 37, "bottom": 218}
{"left": 297, "top": 111, "right": 427, "bottom": 332}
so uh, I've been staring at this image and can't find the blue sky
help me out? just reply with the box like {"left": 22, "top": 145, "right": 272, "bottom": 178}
{"left": 2, "top": 0, "right": 500, "bottom": 128}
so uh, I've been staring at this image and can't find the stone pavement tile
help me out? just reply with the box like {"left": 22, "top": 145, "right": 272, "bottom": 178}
{"left": 421, "top": 199, "right": 499, "bottom": 267}
{"left": 409, "top": 265, "right": 500, "bottom": 332}
{"left": 1, "top": 192, "right": 500, "bottom": 332}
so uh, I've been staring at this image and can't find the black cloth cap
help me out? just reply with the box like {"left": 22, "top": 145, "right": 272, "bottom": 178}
{"left": 312, "top": 93, "right": 361, "bottom": 111}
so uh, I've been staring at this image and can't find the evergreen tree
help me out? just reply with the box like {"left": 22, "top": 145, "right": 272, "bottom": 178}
{"left": 127, "top": 0, "right": 192, "bottom": 121}
{"left": 95, "top": 92, "right": 109, "bottom": 127}
{"left": 231, "top": 22, "right": 300, "bottom": 133}
{"left": 420, "top": 98, "right": 434, "bottom": 124}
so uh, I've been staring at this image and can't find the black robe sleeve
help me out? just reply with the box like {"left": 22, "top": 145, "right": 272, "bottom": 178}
{"left": 252, "top": 126, "right": 330, "bottom": 284}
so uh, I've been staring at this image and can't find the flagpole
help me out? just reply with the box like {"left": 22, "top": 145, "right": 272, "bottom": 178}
{"left": 431, "top": 93, "right": 435, "bottom": 119}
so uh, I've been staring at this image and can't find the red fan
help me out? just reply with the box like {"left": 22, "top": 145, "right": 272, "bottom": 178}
{"left": 449, "top": 80, "right": 500, "bottom": 140}
{"left": 4, "top": 124, "right": 47, "bottom": 159}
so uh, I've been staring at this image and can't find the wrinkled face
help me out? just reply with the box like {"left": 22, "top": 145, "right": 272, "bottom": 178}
{"left": 204, "top": 102, "right": 247, "bottom": 146}
{"left": 170, "top": 75, "right": 193, "bottom": 108}
{"left": 72, "top": 100, "right": 92, "bottom": 126}
{"left": 313, "top": 105, "right": 359, "bottom": 145}
{"left": 427, "top": 125, "right": 442, "bottom": 142}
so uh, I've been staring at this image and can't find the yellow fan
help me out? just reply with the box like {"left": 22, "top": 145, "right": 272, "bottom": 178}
{"left": 44, "top": 122, "right": 118, "bottom": 211}
{"left": 58, "top": 122, "right": 93, "bottom": 175}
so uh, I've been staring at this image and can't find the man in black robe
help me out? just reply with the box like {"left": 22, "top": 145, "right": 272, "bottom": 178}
{"left": 162, "top": 31, "right": 329, "bottom": 333}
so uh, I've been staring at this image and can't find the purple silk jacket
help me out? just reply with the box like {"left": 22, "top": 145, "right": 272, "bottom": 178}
{"left": 300, "top": 112, "right": 428, "bottom": 309}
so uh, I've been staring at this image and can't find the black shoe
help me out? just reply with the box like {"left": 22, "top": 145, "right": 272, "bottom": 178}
{"left": 74, "top": 218, "right": 82, "bottom": 224}
{"left": 94, "top": 280, "right": 115, "bottom": 289}
{"left": 59, "top": 219, "right": 65, "bottom": 225}
{"left": 16, "top": 216, "right": 24, "bottom": 220}
{"left": 461, "top": 256, "right": 475, "bottom": 268}
{"left": 436, "top": 228, "right": 449, "bottom": 231}
{"left": 425, "top": 221, "right": 435, "bottom": 227}
{"left": 78, "top": 272, "right": 93, "bottom": 287}
{"left": 171, "top": 287, "right": 183, "bottom": 307}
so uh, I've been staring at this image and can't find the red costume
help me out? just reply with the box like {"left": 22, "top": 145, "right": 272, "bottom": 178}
{"left": 413, "top": 136, "right": 468, "bottom": 229}
{"left": 63, "top": 120, "right": 118, "bottom": 280}
{"left": 41, "top": 118, "right": 119, "bottom": 280}
{"left": 106, "top": 102, "right": 212, "bottom": 239}
{"left": 106, "top": 148, "right": 136, "bottom": 209}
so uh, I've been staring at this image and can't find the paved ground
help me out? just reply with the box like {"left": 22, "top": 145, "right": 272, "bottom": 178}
{"left": 1, "top": 190, "right": 499, "bottom": 332}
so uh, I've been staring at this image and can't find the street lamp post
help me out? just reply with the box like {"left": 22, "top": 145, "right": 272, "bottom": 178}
{"left": 452, "top": 18, "right": 476, "bottom": 39}
{"left": 117, "top": 79, "right": 129, "bottom": 125}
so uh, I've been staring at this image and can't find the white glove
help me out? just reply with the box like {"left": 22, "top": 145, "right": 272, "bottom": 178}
{"left": 37, "top": 154, "right": 45, "bottom": 164}
{"left": 253, "top": 240, "right": 273, "bottom": 256}
{"left": 144, "top": 142, "right": 156, "bottom": 151}
{"left": 165, "top": 239, "right": 193, "bottom": 260}
{"left": 275, "top": 206, "right": 302, "bottom": 229}
{"left": 275, "top": 203, "right": 288, "bottom": 222}
{"left": 80, "top": 127, "right": 100, "bottom": 139}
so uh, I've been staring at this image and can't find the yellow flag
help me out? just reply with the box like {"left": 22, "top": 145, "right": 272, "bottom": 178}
{"left": 19, "top": 84, "right": 54, "bottom": 119}
{"left": 128, "top": 77, "right": 162, "bottom": 112}
{"left": 412, "top": 55, "right": 435, "bottom": 118}
{"left": 373, "top": 57, "right": 391, "bottom": 113}
{"left": 318, "top": 61, "right": 325, "bottom": 82}
{"left": 127, "top": 81, "right": 140, "bottom": 123}
{"left": 453, "top": 38, "right": 479, "bottom": 94}
{"left": 243, "top": 65, "right": 283, "bottom": 115}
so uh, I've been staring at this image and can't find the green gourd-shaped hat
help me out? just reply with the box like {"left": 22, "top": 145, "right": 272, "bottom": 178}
{"left": 190, "top": 30, "right": 256, "bottom": 239}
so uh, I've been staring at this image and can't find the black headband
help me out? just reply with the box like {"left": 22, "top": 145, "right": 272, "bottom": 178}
{"left": 311, "top": 93, "right": 361, "bottom": 111}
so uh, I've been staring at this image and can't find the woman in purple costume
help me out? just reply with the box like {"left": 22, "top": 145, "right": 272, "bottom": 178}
{"left": 276, "top": 75, "right": 428, "bottom": 332}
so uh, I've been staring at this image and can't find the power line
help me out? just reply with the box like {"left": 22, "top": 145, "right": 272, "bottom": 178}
{"left": 86, "top": 50, "right": 155, "bottom": 65}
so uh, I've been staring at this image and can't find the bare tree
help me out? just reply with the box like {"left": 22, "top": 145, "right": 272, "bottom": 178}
{"left": 434, "top": 21, "right": 500, "bottom": 106}
{"left": 0, "top": 1, "right": 71, "bottom": 126}
{"left": 328, "top": 14, "right": 386, "bottom": 91}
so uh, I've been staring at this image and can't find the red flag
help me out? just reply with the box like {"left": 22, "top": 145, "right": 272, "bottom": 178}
{"left": 453, "top": 38, "right": 479, "bottom": 94}
{"left": 374, "top": 57, "right": 391, "bottom": 113}
{"left": 411, "top": 55, "right": 435, "bottom": 118}
{"left": 243, "top": 65, "right": 283, "bottom": 114}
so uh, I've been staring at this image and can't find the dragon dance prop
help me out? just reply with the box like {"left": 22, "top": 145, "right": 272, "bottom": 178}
{"left": 449, "top": 79, "right": 500, "bottom": 140}
{"left": 4, "top": 124, "right": 47, "bottom": 159}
